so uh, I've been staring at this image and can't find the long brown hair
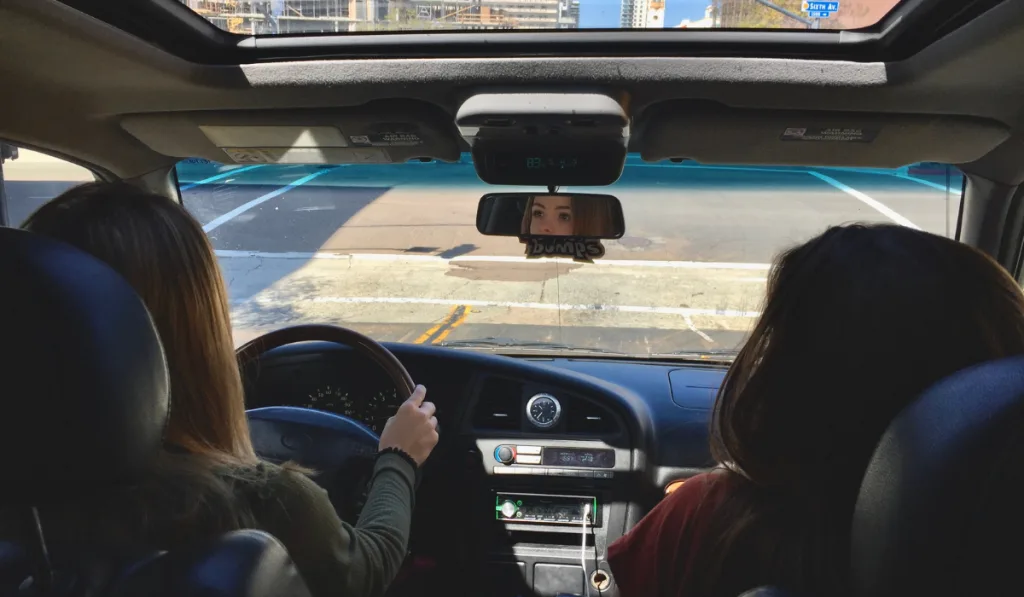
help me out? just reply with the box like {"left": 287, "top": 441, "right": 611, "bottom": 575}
{"left": 691, "top": 224, "right": 1024, "bottom": 597}
{"left": 23, "top": 182, "right": 256, "bottom": 465}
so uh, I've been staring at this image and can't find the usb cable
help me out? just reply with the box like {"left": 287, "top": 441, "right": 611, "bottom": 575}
{"left": 581, "top": 503, "right": 592, "bottom": 597}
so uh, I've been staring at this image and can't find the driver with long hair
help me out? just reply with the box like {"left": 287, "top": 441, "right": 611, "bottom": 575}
{"left": 18, "top": 181, "right": 438, "bottom": 597}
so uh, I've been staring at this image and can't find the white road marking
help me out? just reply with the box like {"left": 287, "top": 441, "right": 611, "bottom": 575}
{"left": 283, "top": 296, "right": 762, "bottom": 318}
{"left": 202, "top": 168, "right": 338, "bottom": 233}
{"left": 683, "top": 315, "right": 715, "bottom": 342}
{"left": 213, "top": 249, "right": 772, "bottom": 270}
{"left": 180, "top": 164, "right": 265, "bottom": 191}
{"left": 896, "top": 173, "right": 955, "bottom": 192}
{"left": 806, "top": 171, "right": 921, "bottom": 230}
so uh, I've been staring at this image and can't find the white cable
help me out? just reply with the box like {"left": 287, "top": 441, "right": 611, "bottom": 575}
{"left": 581, "top": 502, "right": 591, "bottom": 597}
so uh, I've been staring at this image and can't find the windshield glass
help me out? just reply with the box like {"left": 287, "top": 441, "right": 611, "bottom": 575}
{"left": 175, "top": 155, "right": 962, "bottom": 359}
{"left": 179, "top": 1, "right": 900, "bottom": 33}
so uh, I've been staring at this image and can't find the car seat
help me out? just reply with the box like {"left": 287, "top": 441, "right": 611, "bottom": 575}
{"left": 0, "top": 227, "right": 311, "bottom": 597}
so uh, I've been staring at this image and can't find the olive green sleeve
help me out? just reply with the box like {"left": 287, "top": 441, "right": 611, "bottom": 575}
{"left": 254, "top": 453, "right": 416, "bottom": 597}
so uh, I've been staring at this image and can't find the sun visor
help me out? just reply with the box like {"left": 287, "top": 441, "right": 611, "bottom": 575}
{"left": 637, "top": 103, "right": 1010, "bottom": 168}
{"left": 119, "top": 101, "right": 461, "bottom": 165}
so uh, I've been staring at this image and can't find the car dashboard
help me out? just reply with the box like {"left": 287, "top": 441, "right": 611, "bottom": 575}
{"left": 241, "top": 342, "right": 726, "bottom": 597}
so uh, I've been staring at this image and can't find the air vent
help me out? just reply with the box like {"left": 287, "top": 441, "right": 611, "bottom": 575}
{"left": 472, "top": 378, "right": 523, "bottom": 431}
{"left": 564, "top": 397, "right": 617, "bottom": 435}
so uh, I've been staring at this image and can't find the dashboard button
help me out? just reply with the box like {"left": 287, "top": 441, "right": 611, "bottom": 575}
{"left": 574, "top": 470, "right": 595, "bottom": 478}
{"left": 516, "top": 445, "right": 542, "bottom": 455}
{"left": 493, "top": 467, "right": 515, "bottom": 475}
{"left": 516, "top": 454, "right": 542, "bottom": 465}
{"left": 500, "top": 501, "right": 518, "bottom": 518}
{"left": 594, "top": 471, "right": 614, "bottom": 479}
{"left": 495, "top": 445, "right": 516, "bottom": 464}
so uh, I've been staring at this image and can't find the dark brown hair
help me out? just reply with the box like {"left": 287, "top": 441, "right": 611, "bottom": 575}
{"left": 691, "top": 224, "right": 1024, "bottom": 597}
{"left": 23, "top": 181, "right": 256, "bottom": 465}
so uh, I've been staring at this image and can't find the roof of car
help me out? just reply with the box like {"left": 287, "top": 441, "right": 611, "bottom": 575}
{"left": 2, "top": 0, "right": 1023, "bottom": 185}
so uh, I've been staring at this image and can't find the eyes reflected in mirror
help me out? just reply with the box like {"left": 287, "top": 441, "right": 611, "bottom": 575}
{"left": 476, "top": 193, "right": 625, "bottom": 240}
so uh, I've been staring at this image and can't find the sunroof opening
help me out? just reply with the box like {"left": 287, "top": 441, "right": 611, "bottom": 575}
{"left": 178, "top": 1, "right": 902, "bottom": 34}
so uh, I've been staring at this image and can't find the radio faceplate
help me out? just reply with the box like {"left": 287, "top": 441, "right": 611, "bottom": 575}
{"left": 495, "top": 492, "right": 600, "bottom": 526}
{"left": 494, "top": 444, "right": 615, "bottom": 468}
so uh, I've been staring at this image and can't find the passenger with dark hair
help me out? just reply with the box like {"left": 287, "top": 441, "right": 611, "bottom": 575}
{"left": 608, "top": 223, "right": 1024, "bottom": 597}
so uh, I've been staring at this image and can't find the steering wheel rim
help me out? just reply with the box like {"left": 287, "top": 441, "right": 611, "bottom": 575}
{"left": 237, "top": 324, "right": 416, "bottom": 397}
{"left": 237, "top": 324, "right": 416, "bottom": 522}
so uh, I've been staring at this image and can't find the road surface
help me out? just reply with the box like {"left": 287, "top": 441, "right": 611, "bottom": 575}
{"left": 3, "top": 151, "right": 963, "bottom": 355}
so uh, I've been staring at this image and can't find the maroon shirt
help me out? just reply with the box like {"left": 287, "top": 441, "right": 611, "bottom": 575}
{"left": 608, "top": 472, "right": 732, "bottom": 597}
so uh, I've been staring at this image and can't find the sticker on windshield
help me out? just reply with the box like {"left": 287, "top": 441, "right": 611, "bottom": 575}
{"left": 348, "top": 132, "right": 423, "bottom": 147}
{"left": 220, "top": 147, "right": 390, "bottom": 164}
{"left": 780, "top": 127, "right": 878, "bottom": 143}
{"left": 523, "top": 237, "right": 606, "bottom": 263}
{"left": 222, "top": 148, "right": 274, "bottom": 163}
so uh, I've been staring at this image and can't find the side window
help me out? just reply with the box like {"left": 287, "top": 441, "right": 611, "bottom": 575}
{"left": 0, "top": 143, "right": 95, "bottom": 227}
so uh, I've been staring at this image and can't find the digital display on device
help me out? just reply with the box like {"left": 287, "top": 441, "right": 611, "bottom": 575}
{"left": 542, "top": 448, "right": 615, "bottom": 468}
{"left": 472, "top": 145, "right": 626, "bottom": 186}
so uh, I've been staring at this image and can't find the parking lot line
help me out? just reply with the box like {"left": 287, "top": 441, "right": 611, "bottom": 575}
{"left": 302, "top": 296, "right": 761, "bottom": 318}
{"left": 180, "top": 164, "right": 265, "bottom": 191}
{"left": 806, "top": 170, "right": 921, "bottom": 230}
{"left": 213, "top": 250, "right": 773, "bottom": 270}
{"left": 202, "top": 167, "right": 339, "bottom": 233}
{"left": 896, "top": 173, "right": 955, "bottom": 192}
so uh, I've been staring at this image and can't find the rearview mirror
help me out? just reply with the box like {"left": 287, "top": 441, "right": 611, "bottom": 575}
{"left": 476, "top": 193, "right": 625, "bottom": 239}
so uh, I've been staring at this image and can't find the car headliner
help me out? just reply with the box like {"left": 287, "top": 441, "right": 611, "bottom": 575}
{"left": 1, "top": 0, "right": 1023, "bottom": 186}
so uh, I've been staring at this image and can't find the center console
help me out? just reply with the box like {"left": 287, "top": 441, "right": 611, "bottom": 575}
{"left": 464, "top": 376, "right": 632, "bottom": 597}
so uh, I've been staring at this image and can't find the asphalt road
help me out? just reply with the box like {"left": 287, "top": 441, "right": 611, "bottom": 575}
{"left": 3, "top": 153, "right": 962, "bottom": 355}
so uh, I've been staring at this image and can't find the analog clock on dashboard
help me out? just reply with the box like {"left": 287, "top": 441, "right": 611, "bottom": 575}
{"left": 526, "top": 393, "right": 561, "bottom": 429}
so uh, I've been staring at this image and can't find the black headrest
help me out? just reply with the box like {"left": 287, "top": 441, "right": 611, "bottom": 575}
{"left": 851, "top": 356, "right": 1024, "bottom": 597}
{"left": 0, "top": 228, "right": 169, "bottom": 502}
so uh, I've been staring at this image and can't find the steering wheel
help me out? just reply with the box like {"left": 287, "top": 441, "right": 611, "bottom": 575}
{"left": 237, "top": 324, "right": 415, "bottom": 522}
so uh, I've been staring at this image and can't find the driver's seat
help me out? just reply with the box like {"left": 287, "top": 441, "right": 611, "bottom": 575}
{"left": 0, "top": 227, "right": 311, "bottom": 597}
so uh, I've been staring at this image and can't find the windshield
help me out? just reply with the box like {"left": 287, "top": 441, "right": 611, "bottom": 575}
{"left": 179, "top": 1, "right": 900, "bottom": 33}
{"left": 175, "top": 155, "right": 963, "bottom": 359}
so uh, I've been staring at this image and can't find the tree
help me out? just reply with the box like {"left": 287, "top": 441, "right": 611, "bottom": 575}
{"left": 712, "top": 0, "right": 891, "bottom": 30}
{"left": 354, "top": 7, "right": 460, "bottom": 32}
{"left": 712, "top": 0, "right": 810, "bottom": 29}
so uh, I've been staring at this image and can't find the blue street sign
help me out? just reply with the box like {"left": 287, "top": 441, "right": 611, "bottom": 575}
{"left": 804, "top": 1, "right": 839, "bottom": 11}
{"left": 807, "top": 11, "right": 832, "bottom": 18}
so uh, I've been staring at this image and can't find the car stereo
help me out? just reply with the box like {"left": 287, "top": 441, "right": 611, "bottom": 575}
{"left": 493, "top": 444, "right": 615, "bottom": 469}
{"left": 495, "top": 492, "right": 600, "bottom": 526}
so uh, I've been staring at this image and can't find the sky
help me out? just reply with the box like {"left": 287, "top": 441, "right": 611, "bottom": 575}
{"left": 579, "top": 0, "right": 709, "bottom": 28}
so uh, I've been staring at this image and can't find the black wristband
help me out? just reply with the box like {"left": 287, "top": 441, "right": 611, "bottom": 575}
{"left": 377, "top": 447, "right": 422, "bottom": 490}
{"left": 378, "top": 447, "right": 419, "bottom": 470}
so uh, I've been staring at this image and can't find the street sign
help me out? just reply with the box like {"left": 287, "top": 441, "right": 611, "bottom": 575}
{"left": 802, "top": 1, "right": 839, "bottom": 11}
{"left": 807, "top": 10, "right": 832, "bottom": 18}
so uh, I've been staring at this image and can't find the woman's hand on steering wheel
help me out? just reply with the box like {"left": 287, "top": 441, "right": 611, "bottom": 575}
{"left": 379, "top": 385, "right": 439, "bottom": 465}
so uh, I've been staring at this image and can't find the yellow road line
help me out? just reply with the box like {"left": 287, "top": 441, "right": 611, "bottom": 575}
{"left": 413, "top": 305, "right": 469, "bottom": 344}
{"left": 430, "top": 307, "right": 471, "bottom": 344}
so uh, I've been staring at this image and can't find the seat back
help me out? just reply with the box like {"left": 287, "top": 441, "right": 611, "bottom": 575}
{"left": 851, "top": 355, "right": 1024, "bottom": 597}
{"left": 0, "top": 228, "right": 310, "bottom": 597}
{"left": 107, "top": 530, "right": 312, "bottom": 597}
